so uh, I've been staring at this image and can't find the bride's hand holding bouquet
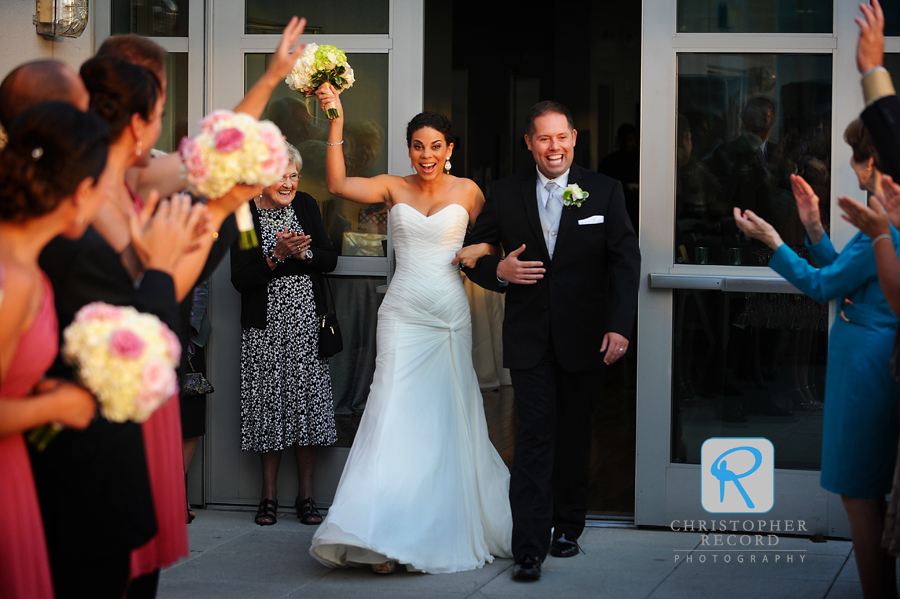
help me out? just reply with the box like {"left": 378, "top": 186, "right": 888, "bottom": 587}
{"left": 287, "top": 44, "right": 354, "bottom": 120}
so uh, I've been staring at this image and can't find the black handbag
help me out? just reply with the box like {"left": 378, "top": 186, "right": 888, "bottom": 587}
{"left": 318, "top": 276, "right": 343, "bottom": 358}
{"left": 182, "top": 356, "right": 214, "bottom": 397}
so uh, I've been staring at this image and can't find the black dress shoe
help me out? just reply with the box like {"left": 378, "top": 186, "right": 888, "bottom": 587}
{"left": 549, "top": 533, "right": 580, "bottom": 558}
{"left": 512, "top": 556, "right": 541, "bottom": 581}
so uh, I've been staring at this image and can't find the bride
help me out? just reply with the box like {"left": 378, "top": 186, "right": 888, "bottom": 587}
{"left": 309, "top": 85, "right": 512, "bottom": 574}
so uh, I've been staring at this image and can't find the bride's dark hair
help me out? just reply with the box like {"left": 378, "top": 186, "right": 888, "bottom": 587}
{"left": 406, "top": 112, "right": 455, "bottom": 147}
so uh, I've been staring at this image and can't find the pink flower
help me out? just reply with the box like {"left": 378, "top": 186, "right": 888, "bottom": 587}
{"left": 179, "top": 136, "right": 195, "bottom": 158}
{"left": 139, "top": 357, "right": 177, "bottom": 411}
{"left": 109, "top": 328, "right": 146, "bottom": 359}
{"left": 259, "top": 124, "right": 282, "bottom": 150}
{"left": 160, "top": 326, "right": 181, "bottom": 364}
{"left": 200, "top": 110, "right": 233, "bottom": 131}
{"left": 188, "top": 165, "right": 211, "bottom": 186}
{"left": 215, "top": 128, "right": 245, "bottom": 153}
{"left": 184, "top": 151, "right": 204, "bottom": 171}
{"left": 75, "top": 302, "right": 123, "bottom": 323}
{"left": 261, "top": 157, "right": 280, "bottom": 178}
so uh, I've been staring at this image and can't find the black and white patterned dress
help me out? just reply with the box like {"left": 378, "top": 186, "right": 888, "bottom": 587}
{"left": 240, "top": 205, "right": 337, "bottom": 452}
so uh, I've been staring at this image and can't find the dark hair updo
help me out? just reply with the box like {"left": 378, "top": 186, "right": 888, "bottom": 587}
{"left": 0, "top": 102, "right": 110, "bottom": 223}
{"left": 406, "top": 112, "right": 456, "bottom": 147}
{"left": 80, "top": 55, "right": 160, "bottom": 139}
{"left": 844, "top": 118, "right": 881, "bottom": 172}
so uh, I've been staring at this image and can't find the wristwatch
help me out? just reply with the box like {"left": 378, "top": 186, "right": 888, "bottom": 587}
{"left": 303, "top": 248, "right": 313, "bottom": 261}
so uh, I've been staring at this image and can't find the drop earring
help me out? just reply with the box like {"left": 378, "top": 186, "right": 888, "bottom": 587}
{"left": 444, "top": 158, "right": 452, "bottom": 173}
{"left": 136, "top": 140, "right": 142, "bottom": 157}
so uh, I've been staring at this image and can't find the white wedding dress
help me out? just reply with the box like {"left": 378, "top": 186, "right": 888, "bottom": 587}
{"left": 310, "top": 202, "right": 513, "bottom": 574}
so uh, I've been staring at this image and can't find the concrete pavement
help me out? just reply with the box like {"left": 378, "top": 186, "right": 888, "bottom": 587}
{"left": 159, "top": 508, "right": 865, "bottom": 598}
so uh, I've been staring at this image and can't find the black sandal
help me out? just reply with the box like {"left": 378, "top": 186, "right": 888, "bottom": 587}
{"left": 255, "top": 498, "right": 278, "bottom": 526}
{"left": 296, "top": 496, "right": 322, "bottom": 525}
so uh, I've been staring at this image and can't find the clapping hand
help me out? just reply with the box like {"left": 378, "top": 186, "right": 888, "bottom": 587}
{"left": 733, "top": 207, "right": 785, "bottom": 250}
{"left": 856, "top": 0, "right": 885, "bottom": 73}
{"left": 840, "top": 174, "right": 900, "bottom": 237}
{"left": 790, "top": 174, "right": 825, "bottom": 243}
{"left": 280, "top": 229, "right": 314, "bottom": 261}
{"left": 130, "top": 192, "right": 209, "bottom": 275}
{"left": 272, "top": 227, "right": 295, "bottom": 262}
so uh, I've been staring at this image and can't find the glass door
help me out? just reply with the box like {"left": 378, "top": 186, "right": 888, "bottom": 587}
{"left": 636, "top": 0, "right": 866, "bottom": 538}
{"left": 205, "top": 0, "right": 424, "bottom": 506}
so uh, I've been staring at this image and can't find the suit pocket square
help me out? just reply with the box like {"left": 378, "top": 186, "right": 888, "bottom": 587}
{"left": 578, "top": 215, "right": 605, "bottom": 225}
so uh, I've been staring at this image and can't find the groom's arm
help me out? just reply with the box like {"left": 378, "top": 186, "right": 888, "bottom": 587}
{"left": 462, "top": 185, "right": 506, "bottom": 293}
{"left": 603, "top": 179, "right": 642, "bottom": 338}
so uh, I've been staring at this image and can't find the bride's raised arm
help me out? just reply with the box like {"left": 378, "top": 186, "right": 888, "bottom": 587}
{"left": 316, "top": 84, "right": 394, "bottom": 206}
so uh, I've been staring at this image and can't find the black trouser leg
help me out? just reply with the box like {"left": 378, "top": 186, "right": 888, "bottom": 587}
{"left": 509, "top": 348, "right": 559, "bottom": 562}
{"left": 126, "top": 569, "right": 161, "bottom": 599}
{"left": 551, "top": 369, "right": 603, "bottom": 540}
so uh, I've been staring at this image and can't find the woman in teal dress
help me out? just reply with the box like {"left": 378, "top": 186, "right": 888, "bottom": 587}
{"left": 735, "top": 119, "right": 898, "bottom": 599}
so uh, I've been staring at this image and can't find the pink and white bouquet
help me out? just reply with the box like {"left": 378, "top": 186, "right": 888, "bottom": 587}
{"left": 179, "top": 110, "right": 289, "bottom": 249}
{"left": 64, "top": 302, "right": 181, "bottom": 422}
{"left": 28, "top": 303, "right": 181, "bottom": 450}
{"left": 286, "top": 43, "right": 355, "bottom": 120}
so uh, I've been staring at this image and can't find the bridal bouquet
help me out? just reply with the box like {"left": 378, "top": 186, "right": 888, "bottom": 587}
{"left": 285, "top": 43, "right": 355, "bottom": 120}
{"left": 179, "top": 110, "right": 289, "bottom": 249}
{"left": 28, "top": 303, "right": 181, "bottom": 451}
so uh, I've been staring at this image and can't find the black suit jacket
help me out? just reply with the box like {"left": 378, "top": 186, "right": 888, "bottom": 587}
{"left": 862, "top": 95, "right": 900, "bottom": 181}
{"left": 463, "top": 164, "right": 641, "bottom": 372}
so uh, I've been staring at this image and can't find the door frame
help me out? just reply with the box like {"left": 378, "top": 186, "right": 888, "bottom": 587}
{"left": 635, "top": 0, "right": 868, "bottom": 537}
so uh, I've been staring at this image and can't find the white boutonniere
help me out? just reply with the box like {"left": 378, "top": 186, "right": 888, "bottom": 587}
{"left": 562, "top": 183, "right": 589, "bottom": 208}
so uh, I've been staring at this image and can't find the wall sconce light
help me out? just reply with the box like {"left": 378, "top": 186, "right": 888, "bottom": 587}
{"left": 34, "top": 0, "right": 89, "bottom": 38}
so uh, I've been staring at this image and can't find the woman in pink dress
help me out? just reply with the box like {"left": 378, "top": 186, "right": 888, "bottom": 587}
{"left": 0, "top": 103, "right": 109, "bottom": 598}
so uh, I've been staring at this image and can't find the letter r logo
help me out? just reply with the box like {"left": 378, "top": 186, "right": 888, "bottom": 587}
{"left": 701, "top": 438, "right": 774, "bottom": 513}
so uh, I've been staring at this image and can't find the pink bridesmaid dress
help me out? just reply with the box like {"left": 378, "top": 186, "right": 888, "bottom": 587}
{"left": 127, "top": 184, "right": 189, "bottom": 578}
{"left": 0, "top": 271, "right": 58, "bottom": 599}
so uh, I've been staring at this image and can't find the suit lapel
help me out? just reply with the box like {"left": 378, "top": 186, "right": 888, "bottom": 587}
{"left": 521, "top": 169, "right": 549, "bottom": 258}
{"left": 554, "top": 164, "right": 582, "bottom": 253}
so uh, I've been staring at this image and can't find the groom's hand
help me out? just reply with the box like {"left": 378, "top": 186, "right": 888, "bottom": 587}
{"left": 600, "top": 332, "right": 629, "bottom": 365}
{"left": 496, "top": 244, "right": 545, "bottom": 284}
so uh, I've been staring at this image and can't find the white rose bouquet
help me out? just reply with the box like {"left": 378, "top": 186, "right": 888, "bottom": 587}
{"left": 285, "top": 43, "right": 355, "bottom": 120}
{"left": 27, "top": 303, "right": 182, "bottom": 451}
{"left": 179, "top": 110, "right": 289, "bottom": 249}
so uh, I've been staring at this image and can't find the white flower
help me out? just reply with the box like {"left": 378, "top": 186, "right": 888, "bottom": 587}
{"left": 567, "top": 184, "right": 583, "bottom": 200}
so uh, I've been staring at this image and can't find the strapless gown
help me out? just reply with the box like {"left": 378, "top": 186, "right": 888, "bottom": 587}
{"left": 0, "top": 272, "right": 57, "bottom": 598}
{"left": 310, "top": 203, "right": 512, "bottom": 574}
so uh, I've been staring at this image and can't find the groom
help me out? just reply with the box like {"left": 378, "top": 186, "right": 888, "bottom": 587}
{"left": 460, "top": 101, "right": 641, "bottom": 581}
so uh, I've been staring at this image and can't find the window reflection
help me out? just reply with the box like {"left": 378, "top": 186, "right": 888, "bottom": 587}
{"left": 672, "top": 290, "right": 826, "bottom": 470}
{"left": 677, "top": 0, "right": 831, "bottom": 33}
{"left": 328, "top": 276, "right": 385, "bottom": 445}
{"left": 245, "top": 0, "right": 389, "bottom": 34}
{"left": 676, "top": 53, "right": 832, "bottom": 266}
{"left": 154, "top": 53, "right": 188, "bottom": 154}
{"left": 111, "top": 0, "right": 188, "bottom": 37}
{"left": 245, "top": 53, "right": 389, "bottom": 258}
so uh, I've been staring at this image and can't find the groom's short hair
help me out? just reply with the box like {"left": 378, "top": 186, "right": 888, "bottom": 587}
{"left": 525, "top": 101, "right": 574, "bottom": 137}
